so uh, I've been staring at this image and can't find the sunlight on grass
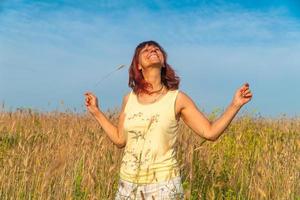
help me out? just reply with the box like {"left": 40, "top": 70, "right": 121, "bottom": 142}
{"left": 0, "top": 108, "right": 299, "bottom": 199}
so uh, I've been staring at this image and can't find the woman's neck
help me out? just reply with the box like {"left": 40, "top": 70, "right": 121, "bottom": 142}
{"left": 141, "top": 67, "right": 163, "bottom": 92}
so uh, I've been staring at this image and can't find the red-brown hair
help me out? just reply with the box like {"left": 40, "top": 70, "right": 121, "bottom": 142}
{"left": 128, "top": 40, "right": 180, "bottom": 94}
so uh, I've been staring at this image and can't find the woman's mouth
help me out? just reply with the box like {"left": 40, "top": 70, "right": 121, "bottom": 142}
{"left": 148, "top": 54, "right": 158, "bottom": 59}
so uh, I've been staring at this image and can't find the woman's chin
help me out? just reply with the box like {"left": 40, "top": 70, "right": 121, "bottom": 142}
{"left": 148, "top": 63, "right": 163, "bottom": 68}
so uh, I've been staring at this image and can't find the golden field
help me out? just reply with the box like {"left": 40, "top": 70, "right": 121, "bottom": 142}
{"left": 0, "top": 109, "right": 299, "bottom": 200}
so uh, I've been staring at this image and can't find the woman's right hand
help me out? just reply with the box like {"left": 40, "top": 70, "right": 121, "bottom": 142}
{"left": 84, "top": 92, "right": 100, "bottom": 116}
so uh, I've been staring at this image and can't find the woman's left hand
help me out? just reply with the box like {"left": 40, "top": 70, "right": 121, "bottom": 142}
{"left": 232, "top": 83, "right": 253, "bottom": 108}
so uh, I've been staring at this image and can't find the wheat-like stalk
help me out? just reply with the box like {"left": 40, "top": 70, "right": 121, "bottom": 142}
{"left": 0, "top": 109, "right": 299, "bottom": 199}
{"left": 94, "top": 64, "right": 126, "bottom": 87}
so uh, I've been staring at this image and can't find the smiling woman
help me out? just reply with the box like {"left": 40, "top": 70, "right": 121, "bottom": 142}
{"left": 128, "top": 41, "right": 180, "bottom": 96}
{"left": 84, "top": 40, "right": 253, "bottom": 199}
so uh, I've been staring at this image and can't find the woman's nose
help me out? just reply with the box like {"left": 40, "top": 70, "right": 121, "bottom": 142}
{"left": 149, "top": 48, "right": 156, "bottom": 53}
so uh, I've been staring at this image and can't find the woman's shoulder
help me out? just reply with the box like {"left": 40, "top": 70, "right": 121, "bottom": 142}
{"left": 123, "top": 91, "right": 133, "bottom": 103}
{"left": 121, "top": 91, "right": 133, "bottom": 112}
{"left": 176, "top": 90, "right": 196, "bottom": 108}
{"left": 177, "top": 90, "right": 186, "bottom": 96}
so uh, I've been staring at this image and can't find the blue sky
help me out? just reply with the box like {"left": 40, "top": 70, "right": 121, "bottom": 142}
{"left": 0, "top": 0, "right": 300, "bottom": 117}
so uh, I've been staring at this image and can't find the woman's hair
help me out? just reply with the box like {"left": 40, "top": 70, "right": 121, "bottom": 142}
{"left": 128, "top": 40, "right": 180, "bottom": 94}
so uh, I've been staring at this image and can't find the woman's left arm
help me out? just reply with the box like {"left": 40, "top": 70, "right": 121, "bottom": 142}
{"left": 178, "top": 83, "right": 253, "bottom": 141}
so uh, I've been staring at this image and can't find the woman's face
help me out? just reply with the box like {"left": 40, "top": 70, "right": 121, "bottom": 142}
{"left": 138, "top": 44, "right": 165, "bottom": 70}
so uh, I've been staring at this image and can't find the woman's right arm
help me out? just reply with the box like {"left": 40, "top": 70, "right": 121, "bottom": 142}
{"left": 84, "top": 92, "right": 129, "bottom": 148}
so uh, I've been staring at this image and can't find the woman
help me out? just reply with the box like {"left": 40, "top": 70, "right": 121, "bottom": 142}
{"left": 84, "top": 41, "right": 253, "bottom": 199}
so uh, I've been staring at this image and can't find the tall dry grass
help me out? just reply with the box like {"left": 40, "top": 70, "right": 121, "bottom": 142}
{"left": 0, "top": 108, "right": 299, "bottom": 200}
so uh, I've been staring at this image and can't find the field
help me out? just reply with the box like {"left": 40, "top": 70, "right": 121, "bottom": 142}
{"left": 0, "top": 109, "right": 299, "bottom": 200}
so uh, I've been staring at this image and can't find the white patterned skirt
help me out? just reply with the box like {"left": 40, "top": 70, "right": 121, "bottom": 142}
{"left": 115, "top": 176, "right": 185, "bottom": 200}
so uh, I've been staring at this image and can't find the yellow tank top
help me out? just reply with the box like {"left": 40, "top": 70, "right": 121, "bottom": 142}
{"left": 119, "top": 89, "right": 180, "bottom": 184}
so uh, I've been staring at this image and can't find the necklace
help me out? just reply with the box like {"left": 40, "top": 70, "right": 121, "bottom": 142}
{"left": 148, "top": 84, "right": 164, "bottom": 95}
{"left": 151, "top": 86, "right": 165, "bottom": 102}
{"left": 138, "top": 86, "right": 166, "bottom": 104}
